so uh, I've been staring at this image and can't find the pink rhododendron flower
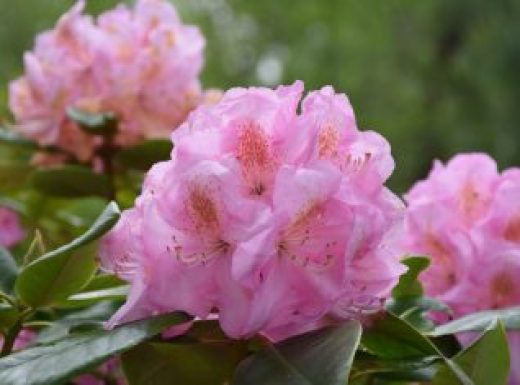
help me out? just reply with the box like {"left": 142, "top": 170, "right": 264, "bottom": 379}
{"left": 404, "top": 153, "right": 520, "bottom": 384}
{"left": 9, "top": 0, "right": 205, "bottom": 162}
{"left": 100, "top": 81, "right": 406, "bottom": 341}
{"left": 0, "top": 206, "right": 25, "bottom": 248}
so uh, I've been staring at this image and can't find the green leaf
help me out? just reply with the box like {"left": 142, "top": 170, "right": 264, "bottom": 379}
{"left": 351, "top": 352, "right": 439, "bottom": 382}
{"left": 80, "top": 274, "right": 126, "bottom": 292}
{"left": 0, "top": 304, "right": 18, "bottom": 333}
{"left": 116, "top": 139, "right": 172, "bottom": 170}
{"left": 0, "top": 312, "right": 191, "bottom": 385}
{"left": 0, "top": 247, "right": 18, "bottom": 294}
{"left": 232, "top": 320, "right": 362, "bottom": 385}
{"left": 181, "top": 320, "right": 230, "bottom": 343}
{"left": 429, "top": 306, "right": 520, "bottom": 336}
{"left": 15, "top": 202, "right": 120, "bottom": 308}
{"left": 387, "top": 257, "right": 451, "bottom": 331}
{"left": 0, "top": 127, "right": 38, "bottom": 150}
{"left": 432, "top": 320, "right": 510, "bottom": 385}
{"left": 58, "top": 285, "right": 129, "bottom": 308}
{"left": 66, "top": 107, "right": 118, "bottom": 136}
{"left": 37, "top": 301, "right": 119, "bottom": 344}
{"left": 123, "top": 339, "right": 248, "bottom": 385}
{"left": 388, "top": 297, "right": 451, "bottom": 316}
{"left": 363, "top": 313, "right": 474, "bottom": 385}
{"left": 31, "top": 165, "right": 113, "bottom": 198}
{"left": 0, "top": 162, "right": 34, "bottom": 191}
{"left": 54, "top": 264, "right": 126, "bottom": 311}
{"left": 391, "top": 256, "right": 430, "bottom": 299}
{"left": 362, "top": 313, "right": 439, "bottom": 360}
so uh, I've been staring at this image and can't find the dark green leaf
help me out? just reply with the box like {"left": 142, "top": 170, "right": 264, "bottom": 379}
{"left": 31, "top": 165, "right": 112, "bottom": 198}
{"left": 232, "top": 320, "right": 362, "bottom": 385}
{"left": 181, "top": 320, "right": 230, "bottom": 343}
{"left": 387, "top": 297, "right": 451, "bottom": 317}
{"left": 15, "top": 202, "right": 120, "bottom": 307}
{"left": 432, "top": 320, "right": 510, "bottom": 385}
{"left": 37, "top": 301, "right": 119, "bottom": 344}
{"left": 0, "top": 304, "right": 18, "bottom": 332}
{"left": 123, "top": 340, "right": 247, "bottom": 385}
{"left": 429, "top": 306, "right": 520, "bottom": 336}
{"left": 351, "top": 351, "right": 439, "bottom": 382}
{"left": 0, "top": 312, "right": 191, "bottom": 385}
{"left": 363, "top": 313, "right": 474, "bottom": 385}
{"left": 0, "top": 162, "right": 34, "bottom": 191}
{"left": 0, "top": 247, "right": 18, "bottom": 294}
{"left": 66, "top": 107, "right": 118, "bottom": 136}
{"left": 362, "top": 313, "right": 438, "bottom": 360}
{"left": 430, "top": 334, "right": 463, "bottom": 358}
{"left": 116, "top": 139, "right": 172, "bottom": 170}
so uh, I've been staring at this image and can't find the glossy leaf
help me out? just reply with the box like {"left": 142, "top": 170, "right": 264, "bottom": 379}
{"left": 429, "top": 306, "right": 520, "bottom": 336}
{"left": 31, "top": 165, "right": 113, "bottom": 198}
{"left": 0, "top": 312, "right": 191, "bottom": 385}
{"left": 15, "top": 202, "right": 120, "bottom": 307}
{"left": 232, "top": 321, "right": 362, "bottom": 385}
{"left": 37, "top": 301, "right": 119, "bottom": 344}
{"left": 0, "top": 247, "right": 18, "bottom": 293}
{"left": 67, "top": 107, "right": 118, "bottom": 136}
{"left": 362, "top": 313, "right": 473, "bottom": 385}
{"left": 432, "top": 320, "right": 510, "bottom": 385}
{"left": 116, "top": 139, "right": 172, "bottom": 170}
{"left": 351, "top": 351, "right": 439, "bottom": 382}
{"left": 123, "top": 340, "right": 247, "bottom": 385}
{"left": 362, "top": 313, "right": 438, "bottom": 360}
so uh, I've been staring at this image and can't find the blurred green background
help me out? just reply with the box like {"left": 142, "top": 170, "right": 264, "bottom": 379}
{"left": 0, "top": 0, "right": 519, "bottom": 193}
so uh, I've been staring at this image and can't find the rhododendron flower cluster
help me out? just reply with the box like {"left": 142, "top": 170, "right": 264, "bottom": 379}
{"left": 0, "top": 206, "right": 25, "bottom": 248}
{"left": 100, "top": 81, "right": 405, "bottom": 340}
{"left": 9, "top": 0, "right": 205, "bottom": 162}
{"left": 404, "top": 153, "right": 520, "bottom": 384}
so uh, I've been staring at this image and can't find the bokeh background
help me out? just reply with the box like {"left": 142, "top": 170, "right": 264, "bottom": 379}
{"left": 1, "top": 0, "right": 519, "bottom": 193}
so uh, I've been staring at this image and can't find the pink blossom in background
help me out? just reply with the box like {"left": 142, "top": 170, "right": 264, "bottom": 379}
{"left": 404, "top": 153, "right": 520, "bottom": 384}
{"left": 0, "top": 206, "right": 25, "bottom": 248}
{"left": 9, "top": 0, "right": 205, "bottom": 162}
{"left": 100, "top": 81, "right": 406, "bottom": 341}
{"left": 0, "top": 329, "right": 36, "bottom": 352}
{"left": 73, "top": 357, "right": 127, "bottom": 385}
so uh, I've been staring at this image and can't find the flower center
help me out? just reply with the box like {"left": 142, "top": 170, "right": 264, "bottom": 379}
{"left": 167, "top": 183, "right": 230, "bottom": 266}
{"left": 277, "top": 201, "right": 336, "bottom": 271}
{"left": 235, "top": 120, "right": 275, "bottom": 196}
{"left": 187, "top": 184, "right": 220, "bottom": 234}
{"left": 318, "top": 123, "right": 340, "bottom": 159}
{"left": 504, "top": 215, "right": 520, "bottom": 243}
{"left": 491, "top": 272, "right": 515, "bottom": 308}
{"left": 458, "top": 181, "right": 483, "bottom": 220}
